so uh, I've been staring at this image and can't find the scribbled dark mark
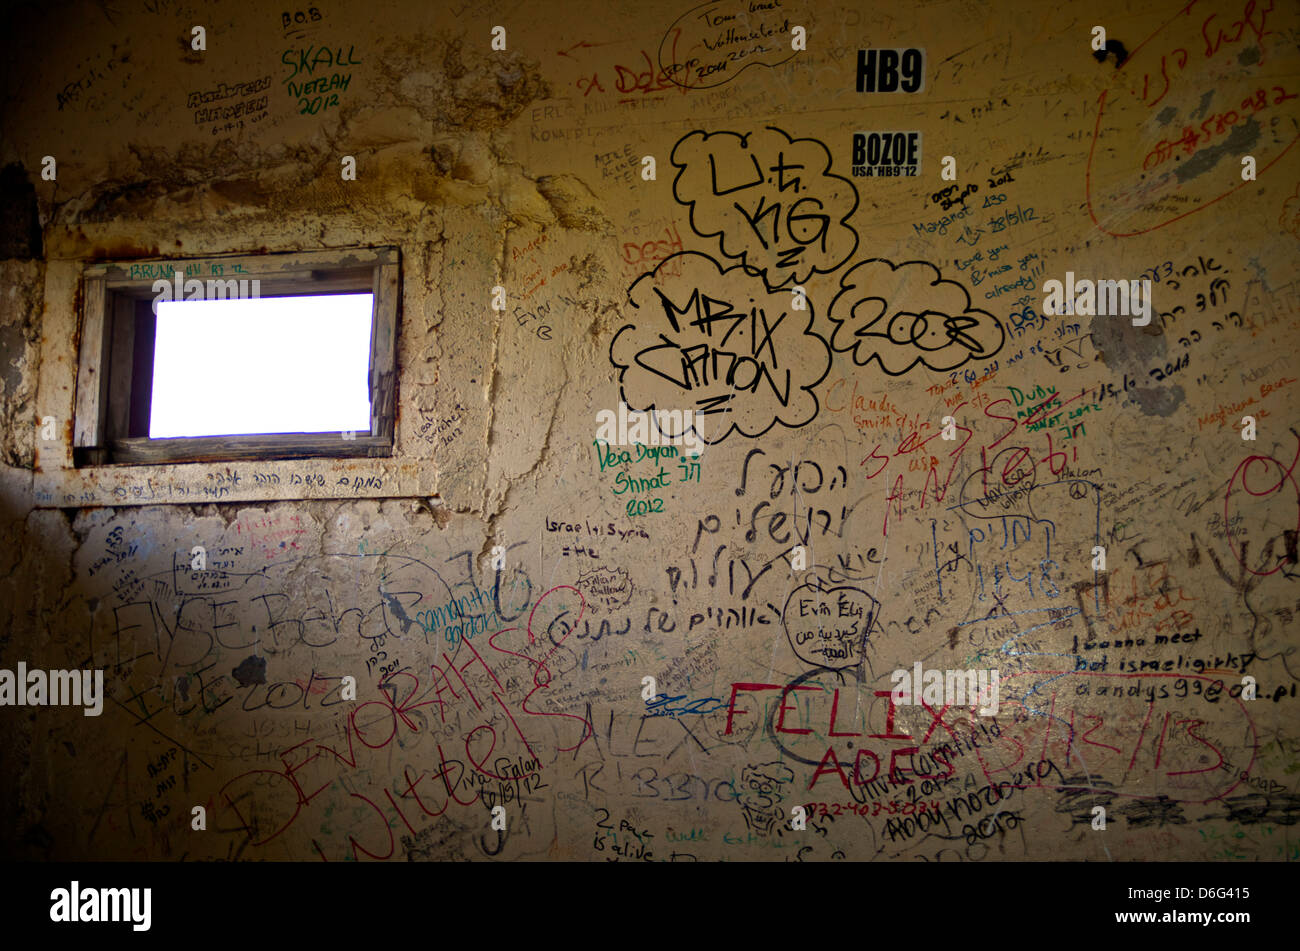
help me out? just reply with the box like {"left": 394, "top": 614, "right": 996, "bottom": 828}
{"left": 1155, "top": 106, "right": 1177, "bottom": 126}
{"left": 1205, "top": 539, "right": 1266, "bottom": 598}
{"left": 1175, "top": 119, "right": 1260, "bottom": 183}
{"left": 403, "top": 815, "right": 468, "bottom": 861}
{"left": 1256, "top": 535, "right": 1296, "bottom": 583}
{"left": 1073, "top": 574, "right": 1109, "bottom": 638}
{"left": 179, "top": 33, "right": 202, "bottom": 64}
{"left": 231, "top": 655, "right": 266, "bottom": 687}
{"left": 62, "top": 742, "right": 76, "bottom": 757}
{"left": 175, "top": 674, "right": 190, "bottom": 701}
{"left": 97, "top": 0, "right": 120, "bottom": 26}
{"left": 1091, "top": 39, "right": 1127, "bottom": 68}
{"left": 1238, "top": 46, "right": 1261, "bottom": 66}
{"left": 1188, "top": 541, "right": 1201, "bottom": 566}
{"left": 1118, "top": 796, "right": 1186, "bottom": 828}
{"left": 1284, "top": 529, "right": 1298, "bottom": 565}
{"left": 1189, "top": 90, "right": 1215, "bottom": 121}
{"left": 1180, "top": 482, "right": 1229, "bottom": 519}
{"left": 948, "top": 626, "right": 960, "bottom": 650}
{"left": 382, "top": 590, "right": 418, "bottom": 635}
{"left": 1054, "top": 777, "right": 1118, "bottom": 826}
{"left": 1201, "top": 793, "right": 1300, "bottom": 825}
{"left": 1204, "top": 538, "right": 1274, "bottom": 641}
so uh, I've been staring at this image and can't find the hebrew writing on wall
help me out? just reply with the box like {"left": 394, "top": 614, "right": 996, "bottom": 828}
{"left": 0, "top": 0, "right": 1297, "bottom": 884}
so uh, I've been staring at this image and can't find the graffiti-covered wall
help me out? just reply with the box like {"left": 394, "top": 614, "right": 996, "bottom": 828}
{"left": 1, "top": 0, "right": 1298, "bottom": 863}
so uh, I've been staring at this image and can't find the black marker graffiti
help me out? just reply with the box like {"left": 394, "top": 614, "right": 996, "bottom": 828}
{"left": 610, "top": 251, "right": 831, "bottom": 442}
{"left": 828, "top": 258, "right": 1006, "bottom": 374}
{"left": 671, "top": 126, "right": 859, "bottom": 289}
{"left": 737, "top": 762, "right": 797, "bottom": 834}
{"left": 783, "top": 578, "right": 880, "bottom": 670}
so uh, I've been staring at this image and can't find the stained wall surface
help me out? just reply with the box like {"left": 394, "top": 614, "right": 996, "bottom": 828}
{"left": 0, "top": 0, "right": 1298, "bottom": 862}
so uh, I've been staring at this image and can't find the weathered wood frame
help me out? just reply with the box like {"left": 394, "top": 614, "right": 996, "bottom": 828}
{"left": 73, "top": 247, "right": 399, "bottom": 466}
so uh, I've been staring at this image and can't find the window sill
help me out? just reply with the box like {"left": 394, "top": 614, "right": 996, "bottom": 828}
{"left": 78, "top": 433, "right": 392, "bottom": 466}
{"left": 33, "top": 455, "right": 422, "bottom": 508}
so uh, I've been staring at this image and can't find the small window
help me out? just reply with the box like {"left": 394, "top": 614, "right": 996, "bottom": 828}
{"left": 74, "top": 247, "right": 398, "bottom": 465}
{"left": 149, "top": 293, "right": 374, "bottom": 438}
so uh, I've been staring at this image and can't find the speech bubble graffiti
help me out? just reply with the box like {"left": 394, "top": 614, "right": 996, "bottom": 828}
{"left": 782, "top": 581, "right": 878, "bottom": 669}
{"left": 671, "top": 127, "right": 859, "bottom": 289}
{"left": 611, "top": 251, "right": 831, "bottom": 443}
{"left": 828, "top": 258, "right": 1006, "bottom": 375}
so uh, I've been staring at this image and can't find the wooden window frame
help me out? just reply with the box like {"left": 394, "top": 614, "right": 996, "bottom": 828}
{"left": 73, "top": 247, "right": 399, "bottom": 466}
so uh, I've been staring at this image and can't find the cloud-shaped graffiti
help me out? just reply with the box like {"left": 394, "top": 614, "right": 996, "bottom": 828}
{"left": 610, "top": 251, "right": 831, "bottom": 443}
{"left": 782, "top": 579, "right": 879, "bottom": 670}
{"left": 827, "top": 258, "right": 1006, "bottom": 374}
{"left": 671, "top": 126, "right": 859, "bottom": 290}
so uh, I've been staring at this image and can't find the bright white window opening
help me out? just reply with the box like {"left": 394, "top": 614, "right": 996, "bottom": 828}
{"left": 149, "top": 293, "right": 374, "bottom": 438}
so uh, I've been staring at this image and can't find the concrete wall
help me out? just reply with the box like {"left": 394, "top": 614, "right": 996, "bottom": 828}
{"left": 0, "top": 0, "right": 1297, "bottom": 861}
